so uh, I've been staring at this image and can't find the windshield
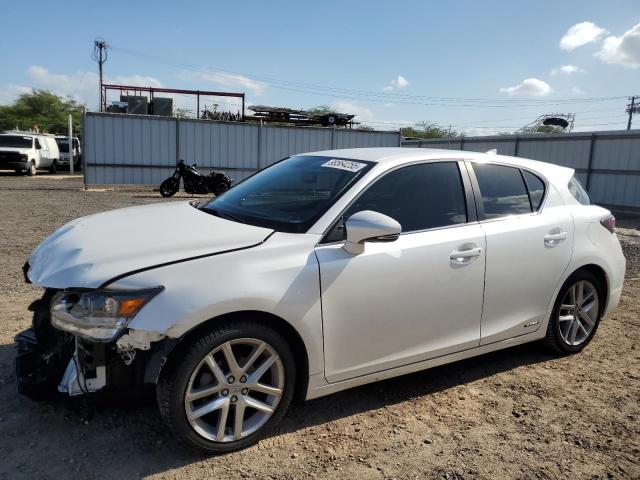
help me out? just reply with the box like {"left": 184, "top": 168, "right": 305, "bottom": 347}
{"left": 202, "top": 155, "right": 373, "bottom": 233}
{"left": 0, "top": 135, "right": 33, "bottom": 148}
{"left": 55, "top": 139, "right": 70, "bottom": 152}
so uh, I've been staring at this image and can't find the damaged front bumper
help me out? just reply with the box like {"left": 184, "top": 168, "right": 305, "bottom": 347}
{"left": 15, "top": 289, "right": 176, "bottom": 401}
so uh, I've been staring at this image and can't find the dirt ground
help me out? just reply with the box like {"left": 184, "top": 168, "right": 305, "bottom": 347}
{"left": 0, "top": 173, "right": 638, "bottom": 480}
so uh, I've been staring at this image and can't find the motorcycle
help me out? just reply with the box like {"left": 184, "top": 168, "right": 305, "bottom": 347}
{"left": 159, "top": 159, "right": 233, "bottom": 198}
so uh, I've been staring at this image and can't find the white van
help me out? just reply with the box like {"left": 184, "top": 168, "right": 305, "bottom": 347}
{"left": 54, "top": 135, "right": 81, "bottom": 169}
{"left": 0, "top": 131, "right": 59, "bottom": 175}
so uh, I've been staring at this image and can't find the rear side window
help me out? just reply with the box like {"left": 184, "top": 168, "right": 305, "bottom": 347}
{"left": 522, "top": 170, "right": 546, "bottom": 210}
{"left": 473, "top": 164, "right": 531, "bottom": 219}
{"left": 324, "top": 162, "right": 467, "bottom": 241}
{"left": 568, "top": 177, "right": 590, "bottom": 205}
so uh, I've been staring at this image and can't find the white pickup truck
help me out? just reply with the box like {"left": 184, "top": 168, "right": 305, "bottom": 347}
{"left": 0, "top": 132, "right": 59, "bottom": 175}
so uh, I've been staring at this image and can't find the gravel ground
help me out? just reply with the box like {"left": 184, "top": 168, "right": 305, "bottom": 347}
{"left": 0, "top": 173, "right": 638, "bottom": 480}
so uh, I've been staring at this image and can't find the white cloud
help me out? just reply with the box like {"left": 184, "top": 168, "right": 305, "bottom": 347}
{"left": 21, "top": 65, "right": 164, "bottom": 107}
{"left": 326, "top": 101, "right": 416, "bottom": 131}
{"left": 560, "top": 21, "right": 608, "bottom": 51}
{"left": 461, "top": 127, "right": 506, "bottom": 137}
{"left": 181, "top": 70, "right": 266, "bottom": 95}
{"left": 571, "top": 86, "right": 586, "bottom": 96}
{"left": 595, "top": 22, "right": 640, "bottom": 68}
{"left": 499, "top": 78, "right": 552, "bottom": 96}
{"left": 330, "top": 101, "right": 374, "bottom": 121}
{"left": 382, "top": 75, "right": 409, "bottom": 91}
{"left": 550, "top": 65, "right": 585, "bottom": 75}
{"left": 0, "top": 84, "right": 32, "bottom": 105}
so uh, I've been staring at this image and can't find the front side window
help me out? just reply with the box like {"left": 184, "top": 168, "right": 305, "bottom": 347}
{"left": 568, "top": 176, "right": 590, "bottom": 205}
{"left": 325, "top": 162, "right": 467, "bottom": 241}
{"left": 202, "top": 156, "right": 373, "bottom": 233}
{"left": 473, "top": 163, "right": 531, "bottom": 219}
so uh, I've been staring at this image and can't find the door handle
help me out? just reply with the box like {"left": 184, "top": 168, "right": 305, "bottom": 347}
{"left": 544, "top": 231, "right": 567, "bottom": 246}
{"left": 450, "top": 247, "right": 482, "bottom": 264}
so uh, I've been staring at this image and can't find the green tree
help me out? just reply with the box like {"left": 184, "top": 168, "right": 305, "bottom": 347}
{"left": 175, "top": 107, "right": 193, "bottom": 119}
{"left": 535, "top": 125, "right": 564, "bottom": 134}
{"left": 0, "top": 90, "right": 84, "bottom": 135}
{"left": 400, "top": 121, "right": 457, "bottom": 139}
{"left": 307, "top": 105, "right": 337, "bottom": 115}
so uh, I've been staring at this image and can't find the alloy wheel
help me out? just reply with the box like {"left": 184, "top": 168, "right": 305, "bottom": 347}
{"left": 558, "top": 280, "right": 599, "bottom": 346}
{"left": 184, "top": 338, "right": 285, "bottom": 442}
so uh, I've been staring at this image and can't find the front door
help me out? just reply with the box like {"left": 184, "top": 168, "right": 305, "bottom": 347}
{"left": 315, "top": 161, "right": 486, "bottom": 383}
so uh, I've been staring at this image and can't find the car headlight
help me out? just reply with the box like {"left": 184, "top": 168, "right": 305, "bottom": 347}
{"left": 51, "top": 287, "right": 163, "bottom": 342}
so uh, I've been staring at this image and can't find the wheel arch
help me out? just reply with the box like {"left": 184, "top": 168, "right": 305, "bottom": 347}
{"left": 574, "top": 263, "right": 609, "bottom": 312}
{"left": 154, "top": 310, "right": 310, "bottom": 402}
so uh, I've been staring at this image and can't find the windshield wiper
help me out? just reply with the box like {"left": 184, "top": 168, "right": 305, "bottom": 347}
{"left": 201, "top": 207, "right": 246, "bottom": 224}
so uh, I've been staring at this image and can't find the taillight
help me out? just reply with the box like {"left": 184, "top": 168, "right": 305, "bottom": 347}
{"left": 600, "top": 215, "right": 616, "bottom": 234}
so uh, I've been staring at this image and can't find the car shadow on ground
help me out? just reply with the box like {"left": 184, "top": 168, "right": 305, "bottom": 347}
{"left": 0, "top": 341, "right": 556, "bottom": 478}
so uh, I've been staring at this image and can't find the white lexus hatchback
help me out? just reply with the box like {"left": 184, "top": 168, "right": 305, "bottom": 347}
{"left": 17, "top": 148, "right": 625, "bottom": 453}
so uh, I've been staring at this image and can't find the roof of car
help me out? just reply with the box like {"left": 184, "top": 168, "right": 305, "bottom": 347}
{"left": 302, "top": 147, "right": 574, "bottom": 182}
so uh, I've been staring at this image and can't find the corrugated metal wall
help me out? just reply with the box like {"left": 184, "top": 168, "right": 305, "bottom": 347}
{"left": 404, "top": 130, "right": 640, "bottom": 209}
{"left": 84, "top": 112, "right": 400, "bottom": 185}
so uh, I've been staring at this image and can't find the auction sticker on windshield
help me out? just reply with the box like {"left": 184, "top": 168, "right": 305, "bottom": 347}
{"left": 321, "top": 159, "right": 367, "bottom": 172}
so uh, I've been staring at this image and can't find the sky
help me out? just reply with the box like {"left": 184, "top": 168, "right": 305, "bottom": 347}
{"left": 0, "top": 0, "right": 639, "bottom": 135}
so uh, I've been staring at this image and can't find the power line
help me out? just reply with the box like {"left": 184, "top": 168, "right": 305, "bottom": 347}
{"left": 108, "top": 44, "right": 629, "bottom": 108}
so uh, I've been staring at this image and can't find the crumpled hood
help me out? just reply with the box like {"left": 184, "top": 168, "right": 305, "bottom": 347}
{"left": 27, "top": 201, "right": 274, "bottom": 289}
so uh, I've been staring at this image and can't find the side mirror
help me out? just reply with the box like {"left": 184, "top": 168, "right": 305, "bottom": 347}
{"left": 343, "top": 210, "right": 401, "bottom": 254}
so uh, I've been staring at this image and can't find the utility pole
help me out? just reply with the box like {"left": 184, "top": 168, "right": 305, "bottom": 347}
{"left": 68, "top": 114, "right": 74, "bottom": 175}
{"left": 92, "top": 39, "right": 108, "bottom": 112}
{"left": 627, "top": 96, "right": 639, "bottom": 130}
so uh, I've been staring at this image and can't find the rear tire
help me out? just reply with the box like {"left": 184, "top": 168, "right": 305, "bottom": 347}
{"left": 544, "top": 270, "right": 603, "bottom": 354}
{"left": 157, "top": 319, "right": 296, "bottom": 453}
{"left": 48, "top": 160, "right": 57, "bottom": 174}
{"left": 159, "top": 178, "right": 179, "bottom": 197}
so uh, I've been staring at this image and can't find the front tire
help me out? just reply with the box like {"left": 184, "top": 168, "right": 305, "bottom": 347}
{"left": 213, "top": 181, "right": 230, "bottom": 196}
{"left": 159, "top": 178, "right": 179, "bottom": 197}
{"left": 544, "top": 270, "right": 603, "bottom": 354}
{"left": 27, "top": 161, "right": 37, "bottom": 176}
{"left": 157, "top": 320, "right": 296, "bottom": 453}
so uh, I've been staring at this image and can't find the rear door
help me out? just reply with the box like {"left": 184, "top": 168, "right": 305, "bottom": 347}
{"left": 468, "top": 162, "right": 574, "bottom": 345}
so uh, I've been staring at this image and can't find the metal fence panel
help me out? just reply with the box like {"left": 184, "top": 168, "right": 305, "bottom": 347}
{"left": 516, "top": 136, "right": 592, "bottom": 170}
{"left": 179, "top": 120, "right": 259, "bottom": 173}
{"left": 84, "top": 112, "right": 400, "bottom": 186}
{"left": 260, "top": 126, "right": 334, "bottom": 167}
{"left": 404, "top": 130, "right": 640, "bottom": 210}
{"left": 84, "top": 113, "right": 176, "bottom": 185}
{"left": 589, "top": 173, "right": 640, "bottom": 208}
{"left": 461, "top": 138, "right": 517, "bottom": 156}
{"left": 591, "top": 134, "right": 640, "bottom": 171}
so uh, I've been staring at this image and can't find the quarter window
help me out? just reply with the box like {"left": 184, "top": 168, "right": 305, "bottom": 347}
{"left": 522, "top": 170, "right": 546, "bottom": 210}
{"left": 473, "top": 164, "right": 531, "bottom": 219}
{"left": 568, "top": 177, "right": 590, "bottom": 205}
{"left": 326, "top": 162, "right": 467, "bottom": 241}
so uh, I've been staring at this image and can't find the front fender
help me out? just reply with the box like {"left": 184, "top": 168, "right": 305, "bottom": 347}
{"left": 109, "top": 233, "right": 324, "bottom": 375}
